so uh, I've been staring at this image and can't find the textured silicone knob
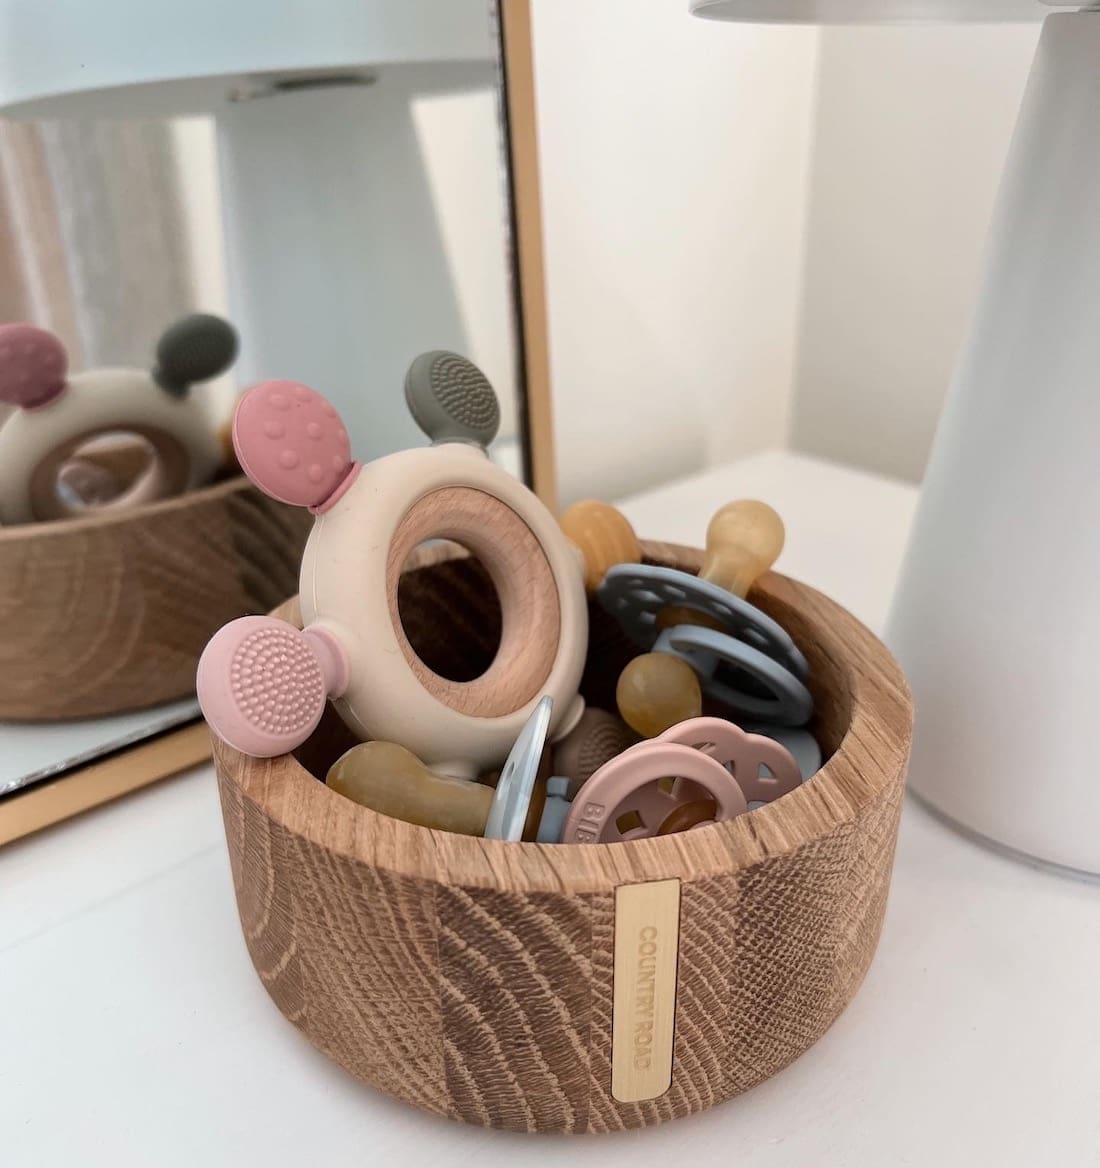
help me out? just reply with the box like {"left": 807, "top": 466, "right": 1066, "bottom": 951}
{"left": 404, "top": 351, "right": 501, "bottom": 448}
{"left": 197, "top": 615, "right": 350, "bottom": 757}
{"left": 232, "top": 380, "right": 356, "bottom": 509}
{"left": 0, "top": 323, "right": 68, "bottom": 410}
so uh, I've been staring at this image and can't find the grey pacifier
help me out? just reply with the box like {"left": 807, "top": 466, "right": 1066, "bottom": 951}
{"left": 598, "top": 563, "right": 809, "bottom": 681}
{"left": 405, "top": 350, "right": 501, "bottom": 449}
{"left": 653, "top": 625, "right": 813, "bottom": 727}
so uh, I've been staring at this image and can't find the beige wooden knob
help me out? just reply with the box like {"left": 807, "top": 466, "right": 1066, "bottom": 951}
{"left": 559, "top": 500, "right": 641, "bottom": 594}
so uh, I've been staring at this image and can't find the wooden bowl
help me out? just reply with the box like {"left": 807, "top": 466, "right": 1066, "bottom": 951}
{"left": 212, "top": 540, "right": 912, "bottom": 1133}
{"left": 0, "top": 476, "right": 312, "bottom": 720}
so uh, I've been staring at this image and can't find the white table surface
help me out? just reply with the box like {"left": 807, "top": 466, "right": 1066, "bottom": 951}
{"left": 3, "top": 450, "right": 1098, "bottom": 1167}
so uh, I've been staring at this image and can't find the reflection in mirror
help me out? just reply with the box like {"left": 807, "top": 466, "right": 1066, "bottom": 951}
{"left": 0, "top": 0, "right": 531, "bottom": 821}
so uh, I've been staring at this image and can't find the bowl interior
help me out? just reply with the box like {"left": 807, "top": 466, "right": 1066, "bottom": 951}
{"left": 291, "top": 548, "right": 848, "bottom": 793}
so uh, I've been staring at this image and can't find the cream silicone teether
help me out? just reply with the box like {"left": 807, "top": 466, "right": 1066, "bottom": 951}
{"left": 0, "top": 314, "right": 238, "bottom": 524}
{"left": 202, "top": 352, "right": 588, "bottom": 778}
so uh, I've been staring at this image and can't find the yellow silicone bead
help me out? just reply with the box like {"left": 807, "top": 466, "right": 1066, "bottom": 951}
{"left": 615, "top": 652, "right": 703, "bottom": 738}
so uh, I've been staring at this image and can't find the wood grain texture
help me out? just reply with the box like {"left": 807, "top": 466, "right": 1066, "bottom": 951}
{"left": 211, "top": 540, "right": 913, "bottom": 1132}
{"left": 385, "top": 486, "right": 559, "bottom": 716}
{"left": 498, "top": 0, "right": 557, "bottom": 510}
{"left": 0, "top": 475, "right": 312, "bottom": 720}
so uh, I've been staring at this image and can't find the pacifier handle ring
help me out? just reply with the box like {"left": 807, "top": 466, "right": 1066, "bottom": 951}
{"left": 652, "top": 716, "right": 803, "bottom": 804}
{"left": 598, "top": 563, "right": 809, "bottom": 681}
{"left": 561, "top": 741, "right": 747, "bottom": 844}
{"left": 654, "top": 625, "right": 814, "bottom": 727}
{"left": 27, "top": 424, "right": 191, "bottom": 522}
{"left": 197, "top": 615, "right": 350, "bottom": 758}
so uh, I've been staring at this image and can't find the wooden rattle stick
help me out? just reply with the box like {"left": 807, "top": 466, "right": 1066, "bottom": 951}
{"left": 658, "top": 499, "right": 785, "bottom": 631}
{"left": 559, "top": 500, "right": 641, "bottom": 594}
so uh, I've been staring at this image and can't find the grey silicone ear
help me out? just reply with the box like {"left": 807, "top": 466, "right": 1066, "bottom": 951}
{"left": 404, "top": 350, "right": 501, "bottom": 448}
{"left": 153, "top": 314, "right": 239, "bottom": 398}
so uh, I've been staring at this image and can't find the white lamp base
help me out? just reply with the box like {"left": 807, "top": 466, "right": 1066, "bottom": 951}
{"left": 886, "top": 11, "right": 1100, "bottom": 876}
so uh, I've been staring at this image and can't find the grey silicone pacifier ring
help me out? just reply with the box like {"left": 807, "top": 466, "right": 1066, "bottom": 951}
{"left": 405, "top": 350, "right": 501, "bottom": 449}
{"left": 654, "top": 625, "right": 813, "bottom": 727}
{"left": 598, "top": 563, "right": 809, "bottom": 681}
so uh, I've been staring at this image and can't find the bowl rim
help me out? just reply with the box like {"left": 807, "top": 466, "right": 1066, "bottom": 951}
{"left": 212, "top": 539, "right": 913, "bottom": 895}
{"left": 0, "top": 472, "right": 253, "bottom": 544}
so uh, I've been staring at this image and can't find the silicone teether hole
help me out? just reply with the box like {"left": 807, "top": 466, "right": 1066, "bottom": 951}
{"left": 656, "top": 776, "right": 676, "bottom": 795}
{"left": 758, "top": 762, "right": 776, "bottom": 782}
{"left": 54, "top": 431, "right": 157, "bottom": 511}
{"left": 616, "top": 809, "right": 645, "bottom": 835}
{"left": 397, "top": 541, "right": 503, "bottom": 682}
{"left": 690, "top": 740, "right": 717, "bottom": 754}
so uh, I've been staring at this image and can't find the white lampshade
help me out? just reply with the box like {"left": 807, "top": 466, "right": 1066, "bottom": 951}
{"left": 691, "top": 0, "right": 1055, "bottom": 22}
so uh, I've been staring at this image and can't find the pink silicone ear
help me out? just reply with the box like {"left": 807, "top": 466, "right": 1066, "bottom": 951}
{"left": 561, "top": 741, "right": 748, "bottom": 844}
{"left": 197, "top": 615, "right": 350, "bottom": 758}
{"left": 232, "top": 380, "right": 356, "bottom": 510}
{"left": 653, "top": 716, "right": 802, "bottom": 804}
{"left": 0, "top": 323, "right": 68, "bottom": 410}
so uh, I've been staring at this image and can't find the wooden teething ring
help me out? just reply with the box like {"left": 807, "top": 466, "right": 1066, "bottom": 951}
{"left": 28, "top": 425, "right": 192, "bottom": 521}
{"left": 385, "top": 485, "right": 561, "bottom": 718}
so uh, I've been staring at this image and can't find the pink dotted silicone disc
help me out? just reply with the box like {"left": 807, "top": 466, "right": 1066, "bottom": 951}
{"left": 196, "top": 616, "right": 329, "bottom": 757}
{"left": 233, "top": 380, "right": 353, "bottom": 508}
{"left": 0, "top": 324, "right": 68, "bottom": 409}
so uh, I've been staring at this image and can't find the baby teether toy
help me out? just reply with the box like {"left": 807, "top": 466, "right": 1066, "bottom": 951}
{"left": 198, "top": 352, "right": 588, "bottom": 777}
{"left": 561, "top": 740, "right": 748, "bottom": 844}
{"left": 600, "top": 500, "right": 812, "bottom": 727}
{"left": 559, "top": 500, "right": 642, "bottom": 594}
{"left": 0, "top": 314, "right": 238, "bottom": 524}
{"left": 326, "top": 697, "right": 569, "bottom": 842}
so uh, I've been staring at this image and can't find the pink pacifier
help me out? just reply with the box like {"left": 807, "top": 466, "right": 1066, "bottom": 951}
{"left": 199, "top": 352, "right": 588, "bottom": 778}
{"left": 560, "top": 741, "right": 748, "bottom": 844}
{"left": 633, "top": 715, "right": 803, "bottom": 805}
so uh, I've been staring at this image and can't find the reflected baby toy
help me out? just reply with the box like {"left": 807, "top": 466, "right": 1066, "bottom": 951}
{"left": 0, "top": 314, "right": 238, "bottom": 524}
{"left": 197, "top": 352, "right": 588, "bottom": 777}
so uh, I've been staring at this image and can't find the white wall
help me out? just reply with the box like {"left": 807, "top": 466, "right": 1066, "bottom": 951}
{"left": 532, "top": 0, "right": 819, "bottom": 503}
{"left": 791, "top": 22, "right": 1039, "bottom": 482}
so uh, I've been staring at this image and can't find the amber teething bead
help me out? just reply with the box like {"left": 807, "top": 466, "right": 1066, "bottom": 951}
{"left": 559, "top": 500, "right": 641, "bottom": 594}
{"left": 327, "top": 741, "right": 494, "bottom": 836}
{"left": 616, "top": 652, "right": 703, "bottom": 738}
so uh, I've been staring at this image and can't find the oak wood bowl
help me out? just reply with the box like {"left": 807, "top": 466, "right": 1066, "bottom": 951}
{"left": 0, "top": 475, "right": 312, "bottom": 720}
{"left": 211, "top": 540, "right": 912, "bottom": 1133}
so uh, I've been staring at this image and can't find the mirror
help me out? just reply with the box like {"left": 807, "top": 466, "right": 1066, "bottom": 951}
{"left": 0, "top": 0, "right": 548, "bottom": 831}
